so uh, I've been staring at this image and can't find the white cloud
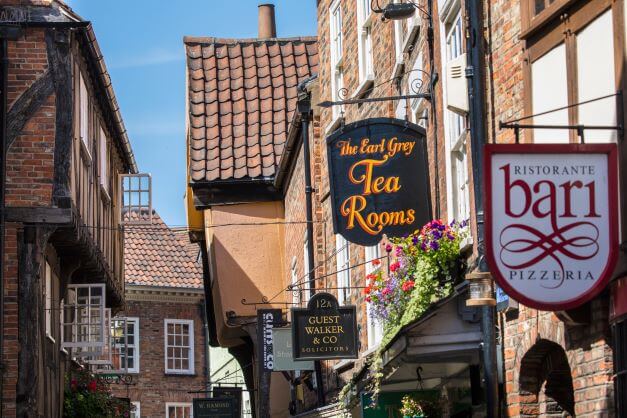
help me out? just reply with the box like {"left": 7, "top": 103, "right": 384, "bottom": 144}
{"left": 108, "top": 48, "right": 183, "bottom": 70}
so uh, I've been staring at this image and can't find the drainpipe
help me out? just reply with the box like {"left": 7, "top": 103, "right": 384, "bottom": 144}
{"left": 465, "top": 0, "right": 499, "bottom": 416}
{"left": 297, "top": 82, "right": 325, "bottom": 407}
{"left": 202, "top": 300, "right": 211, "bottom": 394}
{"left": 0, "top": 35, "right": 8, "bottom": 417}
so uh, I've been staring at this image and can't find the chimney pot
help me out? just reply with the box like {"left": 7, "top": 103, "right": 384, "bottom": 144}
{"left": 258, "top": 4, "right": 277, "bottom": 39}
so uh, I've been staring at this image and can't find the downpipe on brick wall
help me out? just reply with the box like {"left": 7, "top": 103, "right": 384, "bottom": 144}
{"left": 0, "top": 35, "right": 8, "bottom": 415}
{"left": 464, "top": 0, "right": 499, "bottom": 416}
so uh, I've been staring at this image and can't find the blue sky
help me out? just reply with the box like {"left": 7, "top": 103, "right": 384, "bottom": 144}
{"left": 66, "top": 1, "right": 317, "bottom": 226}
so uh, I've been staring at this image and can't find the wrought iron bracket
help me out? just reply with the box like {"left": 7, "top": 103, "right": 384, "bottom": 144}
{"left": 318, "top": 68, "right": 433, "bottom": 109}
{"left": 500, "top": 121, "right": 623, "bottom": 144}
{"left": 240, "top": 296, "right": 300, "bottom": 307}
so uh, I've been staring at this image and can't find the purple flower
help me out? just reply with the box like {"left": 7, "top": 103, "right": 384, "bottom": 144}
{"left": 412, "top": 236, "right": 419, "bottom": 245}
{"left": 421, "top": 242, "right": 427, "bottom": 251}
{"left": 447, "top": 232, "right": 455, "bottom": 240}
{"left": 385, "top": 244, "right": 393, "bottom": 253}
{"left": 429, "top": 241, "right": 440, "bottom": 251}
{"left": 432, "top": 230, "right": 442, "bottom": 240}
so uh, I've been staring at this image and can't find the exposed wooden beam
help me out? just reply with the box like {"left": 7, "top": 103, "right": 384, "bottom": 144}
{"left": 3, "top": 207, "right": 72, "bottom": 224}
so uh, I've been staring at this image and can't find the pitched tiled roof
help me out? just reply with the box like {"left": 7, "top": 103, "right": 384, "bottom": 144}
{"left": 184, "top": 36, "right": 318, "bottom": 182}
{"left": 124, "top": 210, "right": 203, "bottom": 289}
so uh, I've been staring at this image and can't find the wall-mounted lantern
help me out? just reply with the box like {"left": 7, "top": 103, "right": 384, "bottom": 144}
{"left": 466, "top": 272, "right": 496, "bottom": 307}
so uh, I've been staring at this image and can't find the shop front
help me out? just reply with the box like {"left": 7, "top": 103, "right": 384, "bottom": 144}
{"left": 342, "top": 289, "right": 484, "bottom": 418}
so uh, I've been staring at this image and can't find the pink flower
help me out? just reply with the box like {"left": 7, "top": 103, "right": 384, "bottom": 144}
{"left": 402, "top": 280, "right": 415, "bottom": 292}
{"left": 390, "top": 261, "right": 400, "bottom": 272}
{"left": 365, "top": 296, "right": 371, "bottom": 303}
{"left": 87, "top": 380, "right": 97, "bottom": 393}
{"left": 371, "top": 259, "right": 381, "bottom": 266}
{"left": 385, "top": 244, "right": 393, "bottom": 253}
{"left": 382, "top": 287, "right": 391, "bottom": 296}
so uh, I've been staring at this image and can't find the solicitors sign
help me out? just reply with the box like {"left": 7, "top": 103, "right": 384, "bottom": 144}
{"left": 291, "top": 293, "right": 358, "bottom": 360}
{"left": 485, "top": 144, "right": 618, "bottom": 311}
{"left": 327, "top": 118, "right": 431, "bottom": 245}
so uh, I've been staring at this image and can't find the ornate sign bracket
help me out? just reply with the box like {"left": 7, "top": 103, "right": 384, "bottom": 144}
{"left": 318, "top": 69, "right": 433, "bottom": 109}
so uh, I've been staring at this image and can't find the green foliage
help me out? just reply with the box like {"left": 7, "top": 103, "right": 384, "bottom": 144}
{"left": 338, "top": 220, "right": 468, "bottom": 408}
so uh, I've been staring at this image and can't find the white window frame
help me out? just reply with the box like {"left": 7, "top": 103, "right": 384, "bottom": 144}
{"left": 329, "top": 0, "right": 345, "bottom": 125}
{"left": 365, "top": 245, "right": 383, "bottom": 349}
{"left": 335, "top": 235, "right": 350, "bottom": 305}
{"left": 131, "top": 401, "right": 140, "bottom": 418}
{"left": 44, "top": 261, "right": 53, "bottom": 341}
{"left": 355, "top": 0, "right": 374, "bottom": 97}
{"left": 165, "top": 402, "right": 192, "bottom": 418}
{"left": 393, "top": 0, "right": 405, "bottom": 65}
{"left": 112, "top": 317, "right": 139, "bottom": 373}
{"left": 441, "top": 3, "right": 470, "bottom": 225}
{"left": 290, "top": 256, "right": 300, "bottom": 306}
{"left": 121, "top": 173, "right": 153, "bottom": 224}
{"left": 61, "top": 283, "right": 106, "bottom": 350}
{"left": 78, "top": 72, "right": 91, "bottom": 157}
{"left": 99, "top": 124, "right": 109, "bottom": 193}
{"left": 302, "top": 233, "right": 311, "bottom": 303}
{"left": 164, "top": 319, "right": 195, "bottom": 375}
{"left": 408, "top": 52, "right": 424, "bottom": 114}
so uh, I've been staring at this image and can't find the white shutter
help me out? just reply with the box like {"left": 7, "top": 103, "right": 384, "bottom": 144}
{"left": 531, "top": 43, "right": 569, "bottom": 143}
{"left": 61, "top": 283, "right": 106, "bottom": 351}
{"left": 576, "top": 10, "right": 616, "bottom": 143}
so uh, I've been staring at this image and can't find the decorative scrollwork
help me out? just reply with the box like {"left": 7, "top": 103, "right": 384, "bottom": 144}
{"left": 337, "top": 87, "right": 349, "bottom": 101}
{"left": 97, "top": 373, "right": 134, "bottom": 385}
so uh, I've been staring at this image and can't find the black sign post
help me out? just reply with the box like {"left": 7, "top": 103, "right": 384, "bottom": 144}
{"left": 291, "top": 293, "right": 358, "bottom": 360}
{"left": 213, "top": 387, "right": 242, "bottom": 418}
{"left": 326, "top": 117, "right": 431, "bottom": 245}
{"left": 193, "top": 398, "right": 235, "bottom": 418}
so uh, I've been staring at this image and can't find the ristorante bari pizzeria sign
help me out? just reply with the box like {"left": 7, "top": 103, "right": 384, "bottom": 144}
{"left": 327, "top": 118, "right": 432, "bottom": 245}
{"left": 291, "top": 293, "right": 358, "bottom": 360}
{"left": 485, "top": 144, "right": 618, "bottom": 311}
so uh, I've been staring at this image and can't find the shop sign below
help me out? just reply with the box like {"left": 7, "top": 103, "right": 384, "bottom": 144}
{"left": 485, "top": 144, "right": 618, "bottom": 311}
{"left": 291, "top": 293, "right": 358, "bottom": 360}
{"left": 192, "top": 398, "right": 235, "bottom": 418}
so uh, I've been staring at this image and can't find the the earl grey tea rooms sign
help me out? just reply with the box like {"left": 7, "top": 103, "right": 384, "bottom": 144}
{"left": 485, "top": 144, "right": 618, "bottom": 311}
{"left": 327, "top": 118, "right": 431, "bottom": 245}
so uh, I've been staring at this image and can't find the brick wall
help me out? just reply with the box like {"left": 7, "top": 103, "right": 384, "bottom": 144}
{"left": 110, "top": 297, "right": 208, "bottom": 417}
{"left": 502, "top": 301, "right": 614, "bottom": 416}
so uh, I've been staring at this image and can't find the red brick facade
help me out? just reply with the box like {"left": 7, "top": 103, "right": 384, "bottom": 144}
{"left": 110, "top": 294, "right": 209, "bottom": 418}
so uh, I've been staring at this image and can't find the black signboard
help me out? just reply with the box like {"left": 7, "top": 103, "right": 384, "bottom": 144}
{"left": 213, "top": 387, "right": 242, "bottom": 417}
{"left": 257, "top": 309, "right": 281, "bottom": 372}
{"left": 291, "top": 293, "right": 358, "bottom": 360}
{"left": 327, "top": 118, "right": 431, "bottom": 245}
{"left": 193, "top": 398, "right": 235, "bottom": 418}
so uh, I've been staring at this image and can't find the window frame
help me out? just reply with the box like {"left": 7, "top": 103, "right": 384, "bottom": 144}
{"left": 364, "top": 245, "right": 383, "bottom": 349}
{"left": 44, "top": 261, "right": 54, "bottom": 341}
{"left": 522, "top": 0, "right": 621, "bottom": 143}
{"left": 112, "top": 316, "right": 139, "bottom": 373}
{"left": 165, "top": 402, "right": 192, "bottom": 418}
{"left": 329, "top": 0, "right": 345, "bottom": 122}
{"left": 131, "top": 401, "right": 140, "bottom": 418}
{"left": 164, "top": 319, "right": 195, "bottom": 375}
{"left": 335, "top": 235, "right": 350, "bottom": 305}
{"left": 61, "top": 283, "right": 106, "bottom": 350}
{"left": 355, "top": 0, "right": 375, "bottom": 96}
{"left": 99, "top": 123, "right": 109, "bottom": 194}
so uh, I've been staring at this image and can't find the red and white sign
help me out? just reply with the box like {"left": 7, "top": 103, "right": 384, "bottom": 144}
{"left": 485, "top": 144, "right": 618, "bottom": 311}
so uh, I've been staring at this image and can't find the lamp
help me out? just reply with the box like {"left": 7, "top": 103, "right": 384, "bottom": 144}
{"left": 371, "top": 0, "right": 431, "bottom": 21}
{"left": 466, "top": 272, "right": 496, "bottom": 306}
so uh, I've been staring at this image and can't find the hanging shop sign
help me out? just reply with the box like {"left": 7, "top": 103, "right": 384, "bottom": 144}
{"left": 291, "top": 293, "right": 358, "bottom": 360}
{"left": 327, "top": 118, "right": 431, "bottom": 245}
{"left": 213, "top": 387, "right": 242, "bottom": 418}
{"left": 272, "top": 328, "right": 315, "bottom": 371}
{"left": 257, "top": 309, "right": 282, "bottom": 372}
{"left": 193, "top": 398, "right": 235, "bottom": 418}
{"left": 485, "top": 144, "right": 618, "bottom": 311}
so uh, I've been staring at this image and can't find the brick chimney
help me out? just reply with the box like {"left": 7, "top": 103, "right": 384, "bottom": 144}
{"left": 258, "top": 4, "right": 276, "bottom": 39}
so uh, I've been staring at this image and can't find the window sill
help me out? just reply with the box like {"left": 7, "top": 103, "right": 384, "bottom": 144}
{"left": 165, "top": 371, "right": 196, "bottom": 376}
{"left": 79, "top": 137, "right": 92, "bottom": 165}
{"left": 352, "top": 76, "right": 374, "bottom": 99}
{"left": 459, "top": 235, "right": 473, "bottom": 253}
{"left": 100, "top": 185, "right": 111, "bottom": 203}
{"left": 325, "top": 114, "right": 344, "bottom": 136}
{"left": 333, "top": 359, "right": 354, "bottom": 373}
{"left": 361, "top": 344, "right": 380, "bottom": 358}
{"left": 402, "top": 18, "right": 421, "bottom": 53}
{"left": 393, "top": 60, "right": 405, "bottom": 80}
